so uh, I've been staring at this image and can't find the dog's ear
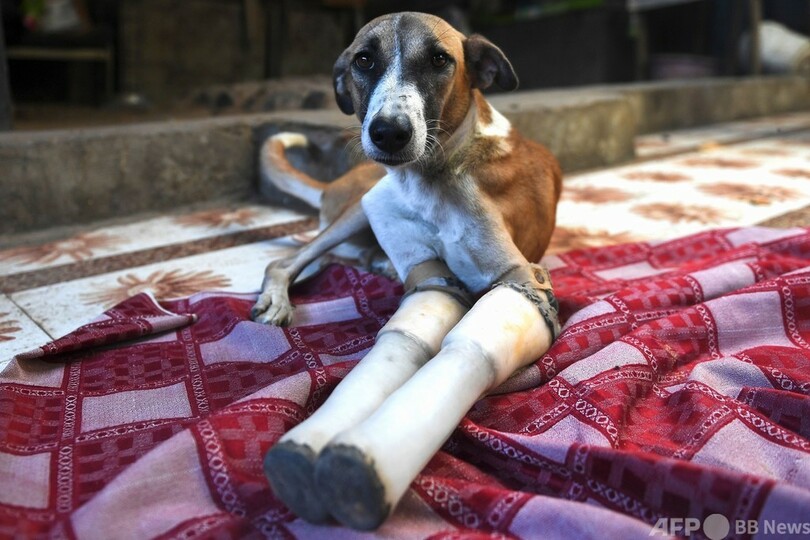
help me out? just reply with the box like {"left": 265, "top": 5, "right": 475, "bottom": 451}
{"left": 333, "top": 49, "right": 355, "bottom": 115}
{"left": 463, "top": 34, "right": 518, "bottom": 91}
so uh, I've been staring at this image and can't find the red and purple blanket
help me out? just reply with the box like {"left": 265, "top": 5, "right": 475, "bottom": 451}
{"left": 2, "top": 227, "right": 810, "bottom": 539}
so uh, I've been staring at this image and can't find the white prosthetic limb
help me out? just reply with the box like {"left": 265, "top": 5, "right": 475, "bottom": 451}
{"left": 264, "top": 289, "right": 467, "bottom": 522}
{"left": 313, "top": 284, "right": 556, "bottom": 530}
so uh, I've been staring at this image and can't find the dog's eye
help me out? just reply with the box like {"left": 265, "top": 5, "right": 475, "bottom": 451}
{"left": 431, "top": 53, "right": 448, "bottom": 68}
{"left": 354, "top": 54, "right": 374, "bottom": 70}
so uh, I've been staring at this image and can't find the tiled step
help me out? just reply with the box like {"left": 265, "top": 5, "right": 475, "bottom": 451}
{"left": 2, "top": 124, "right": 810, "bottom": 368}
{"left": 0, "top": 203, "right": 317, "bottom": 368}
{"left": 635, "top": 110, "right": 810, "bottom": 159}
{"left": 0, "top": 204, "right": 315, "bottom": 292}
{"left": 0, "top": 293, "right": 51, "bottom": 367}
{"left": 9, "top": 239, "right": 300, "bottom": 340}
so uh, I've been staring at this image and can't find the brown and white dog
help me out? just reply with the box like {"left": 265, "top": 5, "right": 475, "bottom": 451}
{"left": 256, "top": 12, "right": 562, "bottom": 531}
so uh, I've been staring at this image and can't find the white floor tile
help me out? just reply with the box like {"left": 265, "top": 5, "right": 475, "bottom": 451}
{"left": 0, "top": 294, "right": 52, "bottom": 368}
{"left": 10, "top": 239, "right": 299, "bottom": 339}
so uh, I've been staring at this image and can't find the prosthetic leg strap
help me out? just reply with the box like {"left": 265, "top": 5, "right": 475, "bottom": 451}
{"left": 403, "top": 259, "right": 474, "bottom": 309}
{"left": 492, "top": 264, "right": 561, "bottom": 340}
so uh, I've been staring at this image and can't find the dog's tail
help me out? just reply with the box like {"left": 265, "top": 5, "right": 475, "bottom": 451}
{"left": 259, "top": 133, "right": 328, "bottom": 210}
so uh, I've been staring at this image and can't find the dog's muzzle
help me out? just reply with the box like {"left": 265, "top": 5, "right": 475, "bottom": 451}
{"left": 369, "top": 115, "right": 413, "bottom": 155}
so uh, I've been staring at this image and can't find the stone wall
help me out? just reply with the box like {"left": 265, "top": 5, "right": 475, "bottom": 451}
{"left": 120, "top": 0, "right": 261, "bottom": 103}
{"left": 276, "top": 5, "right": 347, "bottom": 78}
{"left": 119, "top": 0, "right": 349, "bottom": 105}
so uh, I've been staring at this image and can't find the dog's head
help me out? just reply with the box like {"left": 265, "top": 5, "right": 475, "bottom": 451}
{"left": 333, "top": 12, "right": 517, "bottom": 167}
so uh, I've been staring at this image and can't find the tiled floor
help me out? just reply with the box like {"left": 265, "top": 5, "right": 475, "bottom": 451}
{"left": 10, "top": 240, "right": 301, "bottom": 339}
{"left": 0, "top": 205, "right": 315, "bottom": 364}
{"left": 0, "top": 204, "right": 308, "bottom": 277}
{"left": 551, "top": 130, "right": 810, "bottom": 252}
{"left": 2, "top": 115, "right": 810, "bottom": 369}
{"left": 0, "top": 294, "right": 50, "bottom": 359}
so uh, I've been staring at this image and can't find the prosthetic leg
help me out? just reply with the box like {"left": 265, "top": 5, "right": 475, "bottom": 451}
{"left": 264, "top": 262, "right": 558, "bottom": 529}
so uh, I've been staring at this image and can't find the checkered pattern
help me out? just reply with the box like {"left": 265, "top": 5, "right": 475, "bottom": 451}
{"left": 2, "top": 227, "right": 810, "bottom": 539}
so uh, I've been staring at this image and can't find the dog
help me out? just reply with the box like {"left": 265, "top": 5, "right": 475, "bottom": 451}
{"left": 254, "top": 12, "right": 562, "bottom": 531}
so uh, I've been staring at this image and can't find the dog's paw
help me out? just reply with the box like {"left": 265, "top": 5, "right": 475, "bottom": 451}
{"left": 251, "top": 291, "right": 295, "bottom": 326}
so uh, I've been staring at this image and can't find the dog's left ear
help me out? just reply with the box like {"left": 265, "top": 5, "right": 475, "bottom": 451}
{"left": 333, "top": 49, "right": 355, "bottom": 115}
{"left": 463, "top": 34, "right": 518, "bottom": 91}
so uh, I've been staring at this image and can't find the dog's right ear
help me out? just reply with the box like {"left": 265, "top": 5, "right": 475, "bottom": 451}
{"left": 333, "top": 49, "right": 355, "bottom": 115}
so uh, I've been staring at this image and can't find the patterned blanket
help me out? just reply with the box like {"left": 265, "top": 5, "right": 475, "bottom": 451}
{"left": 2, "top": 226, "right": 810, "bottom": 539}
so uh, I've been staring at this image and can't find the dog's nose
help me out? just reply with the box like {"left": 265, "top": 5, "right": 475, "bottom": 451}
{"left": 369, "top": 115, "right": 413, "bottom": 154}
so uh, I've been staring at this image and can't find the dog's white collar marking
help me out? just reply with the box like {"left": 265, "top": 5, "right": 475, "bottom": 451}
{"left": 478, "top": 106, "right": 511, "bottom": 138}
{"left": 442, "top": 98, "right": 513, "bottom": 164}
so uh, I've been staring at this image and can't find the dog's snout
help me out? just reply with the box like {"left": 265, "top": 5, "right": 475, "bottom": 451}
{"left": 369, "top": 115, "right": 413, "bottom": 154}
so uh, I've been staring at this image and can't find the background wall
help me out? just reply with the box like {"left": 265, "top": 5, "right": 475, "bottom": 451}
{"left": 3, "top": 0, "right": 810, "bottom": 111}
{"left": 120, "top": 0, "right": 264, "bottom": 103}
{"left": 119, "top": 0, "right": 349, "bottom": 104}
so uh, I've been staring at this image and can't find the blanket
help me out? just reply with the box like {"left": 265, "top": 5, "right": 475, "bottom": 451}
{"left": 2, "top": 226, "right": 810, "bottom": 539}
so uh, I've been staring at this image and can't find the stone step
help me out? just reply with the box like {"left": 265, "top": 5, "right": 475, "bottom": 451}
{"left": 1, "top": 76, "right": 809, "bottom": 237}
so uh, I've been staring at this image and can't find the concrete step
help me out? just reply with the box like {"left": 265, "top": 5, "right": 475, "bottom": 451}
{"left": 1, "top": 75, "right": 809, "bottom": 237}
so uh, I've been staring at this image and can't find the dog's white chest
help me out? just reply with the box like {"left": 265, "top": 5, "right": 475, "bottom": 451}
{"left": 361, "top": 171, "right": 492, "bottom": 292}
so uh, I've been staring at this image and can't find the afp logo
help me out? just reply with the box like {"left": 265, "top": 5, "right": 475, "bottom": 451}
{"left": 650, "top": 514, "right": 730, "bottom": 539}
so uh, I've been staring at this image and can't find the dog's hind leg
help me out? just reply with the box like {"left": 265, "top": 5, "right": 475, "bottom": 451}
{"left": 263, "top": 261, "right": 471, "bottom": 523}
{"left": 251, "top": 201, "right": 368, "bottom": 326}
